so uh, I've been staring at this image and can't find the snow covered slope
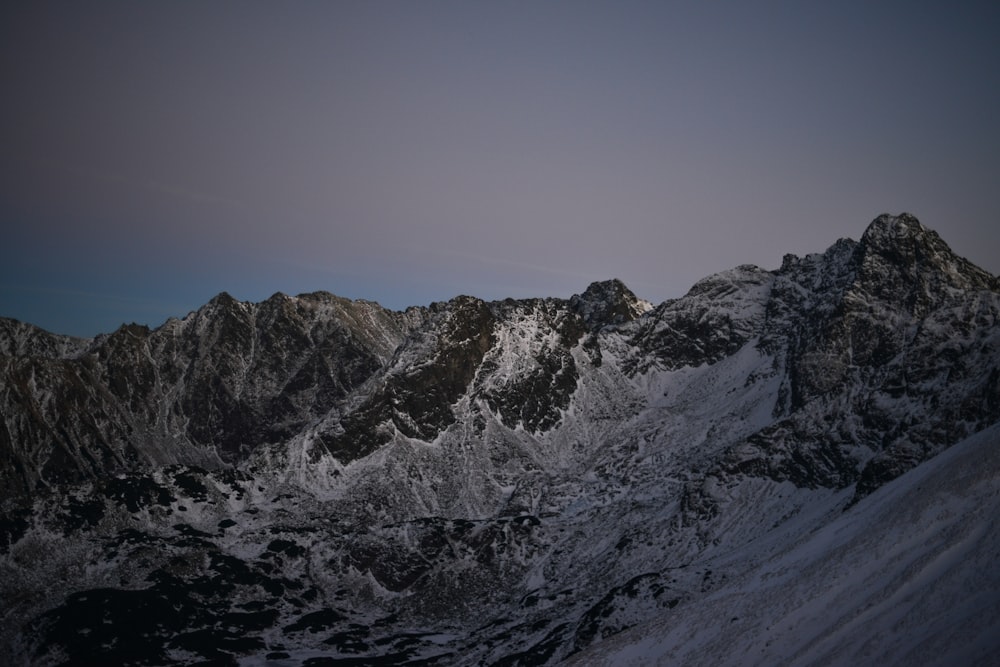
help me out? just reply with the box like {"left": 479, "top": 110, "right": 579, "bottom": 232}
{"left": 1, "top": 214, "right": 997, "bottom": 665}
{"left": 567, "top": 422, "right": 1000, "bottom": 667}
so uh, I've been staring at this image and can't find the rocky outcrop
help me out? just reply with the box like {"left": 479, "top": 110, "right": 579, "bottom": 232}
{"left": 714, "top": 214, "right": 1000, "bottom": 502}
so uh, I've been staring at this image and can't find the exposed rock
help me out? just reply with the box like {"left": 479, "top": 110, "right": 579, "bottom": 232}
{"left": 1, "top": 214, "right": 998, "bottom": 666}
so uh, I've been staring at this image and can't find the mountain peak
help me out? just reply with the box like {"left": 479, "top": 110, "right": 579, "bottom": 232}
{"left": 856, "top": 213, "right": 997, "bottom": 296}
{"left": 861, "top": 212, "right": 928, "bottom": 245}
{"left": 206, "top": 291, "right": 243, "bottom": 310}
{"left": 571, "top": 279, "right": 651, "bottom": 330}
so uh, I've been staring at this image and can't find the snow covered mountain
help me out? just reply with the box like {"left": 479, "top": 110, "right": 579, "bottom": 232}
{"left": 1, "top": 213, "right": 998, "bottom": 665}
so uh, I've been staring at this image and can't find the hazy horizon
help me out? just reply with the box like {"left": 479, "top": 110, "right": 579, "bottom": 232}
{"left": 3, "top": 2, "right": 998, "bottom": 337}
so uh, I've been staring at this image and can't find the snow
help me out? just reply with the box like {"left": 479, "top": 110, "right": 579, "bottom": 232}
{"left": 3, "top": 215, "right": 999, "bottom": 666}
{"left": 566, "top": 422, "right": 1000, "bottom": 667}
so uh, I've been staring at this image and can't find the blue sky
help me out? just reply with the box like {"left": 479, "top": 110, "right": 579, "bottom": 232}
{"left": 2, "top": 1, "right": 998, "bottom": 337}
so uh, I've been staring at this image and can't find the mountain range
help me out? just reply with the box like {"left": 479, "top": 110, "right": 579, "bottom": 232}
{"left": 1, "top": 213, "right": 998, "bottom": 666}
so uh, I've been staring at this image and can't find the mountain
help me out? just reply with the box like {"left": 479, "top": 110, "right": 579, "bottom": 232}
{"left": 1, "top": 213, "right": 998, "bottom": 666}
{"left": 567, "top": 421, "right": 1000, "bottom": 667}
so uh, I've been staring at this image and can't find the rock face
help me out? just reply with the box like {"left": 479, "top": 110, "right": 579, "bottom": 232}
{"left": 1, "top": 214, "right": 998, "bottom": 666}
{"left": 0, "top": 292, "right": 424, "bottom": 498}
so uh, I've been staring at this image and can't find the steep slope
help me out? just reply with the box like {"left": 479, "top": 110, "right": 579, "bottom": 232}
{"left": 1, "top": 214, "right": 997, "bottom": 666}
{"left": 566, "top": 422, "right": 1000, "bottom": 667}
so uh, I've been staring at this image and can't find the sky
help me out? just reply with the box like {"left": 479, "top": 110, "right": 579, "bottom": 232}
{"left": 2, "top": 1, "right": 998, "bottom": 337}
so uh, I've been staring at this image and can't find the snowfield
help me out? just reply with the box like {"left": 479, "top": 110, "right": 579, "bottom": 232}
{"left": 568, "top": 422, "right": 1000, "bottom": 667}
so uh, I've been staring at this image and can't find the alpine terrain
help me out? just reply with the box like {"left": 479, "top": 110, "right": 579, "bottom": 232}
{"left": 1, "top": 213, "right": 998, "bottom": 666}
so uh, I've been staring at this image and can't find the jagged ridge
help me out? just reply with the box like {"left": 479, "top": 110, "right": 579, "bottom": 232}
{"left": 1, "top": 214, "right": 998, "bottom": 666}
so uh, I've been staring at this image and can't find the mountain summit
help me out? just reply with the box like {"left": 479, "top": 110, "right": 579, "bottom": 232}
{"left": 570, "top": 278, "right": 652, "bottom": 329}
{"left": 1, "top": 215, "right": 998, "bottom": 666}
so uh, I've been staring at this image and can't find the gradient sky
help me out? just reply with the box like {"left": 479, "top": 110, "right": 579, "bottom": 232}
{"left": 2, "top": 1, "right": 998, "bottom": 337}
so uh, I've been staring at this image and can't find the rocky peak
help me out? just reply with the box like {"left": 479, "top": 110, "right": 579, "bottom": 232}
{"left": 209, "top": 290, "right": 240, "bottom": 304}
{"left": 860, "top": 213, "right": 997, "bottom": 289}
{"left": 863, "top": 211, "right": 925, "bottom": 238}
{"left": 570, "top": 279, "right": 651, "bottom": 330}
{"left": 858, "top": 213, "right": 943, "bottom": 268}
{"left": 855, "top": 213, "right": 998, "bottom": 298}
{"left": 201, "top": 291, "right": 246, "bottom": 316}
